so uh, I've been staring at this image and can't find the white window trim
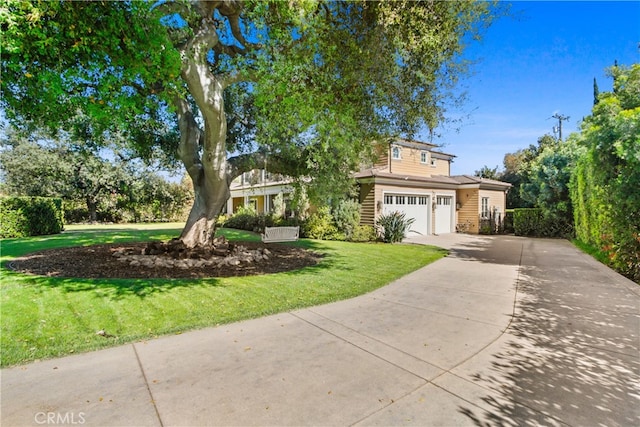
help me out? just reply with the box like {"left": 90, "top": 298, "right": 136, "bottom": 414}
{"left": 391, "top": 145, "right": 402, "bottom": 160}
{"left": 420, "top": 151, "right": 429, "bottom": 164}
{"left": 481, "top": 197, "right": 490, "bottom": 219}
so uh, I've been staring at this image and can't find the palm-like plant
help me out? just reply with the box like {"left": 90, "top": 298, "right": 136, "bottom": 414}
{"left": 376, "top": 211, "right": 416, "bottom": 243}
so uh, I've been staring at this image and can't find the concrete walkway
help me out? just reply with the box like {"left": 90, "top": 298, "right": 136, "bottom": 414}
{"left": 2, "top": 235, "right": 639, "bottom": 426}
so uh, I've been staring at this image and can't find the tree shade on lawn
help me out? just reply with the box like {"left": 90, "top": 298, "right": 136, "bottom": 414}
{"left": 0, "top": 225, "right": 447, "bottom": 367}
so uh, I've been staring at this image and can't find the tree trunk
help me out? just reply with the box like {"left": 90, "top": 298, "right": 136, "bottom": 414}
{"left": 86, "top": 196, "right": 98, "bottom": 223}
{"left": 179, "top": 174, "right": 229, "bottom": 248}
{"left": 172, "top": 23, "right": 233, "bottom": 248}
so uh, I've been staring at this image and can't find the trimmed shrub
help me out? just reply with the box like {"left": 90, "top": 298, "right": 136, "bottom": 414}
{"left": 351, "top": 224, "right": 377, "bottom": 242}
{"left": 223, "top": 210, "right": 275, "bottom": 233}
{"left": 513, "top": 208, "right": 543, "bottom": 236}
{"left": 0, "top": 203, "right": 30, "bottom": 238}
{"left": 513, "top": 208, "right": 574, "bottom": 238}
{"left": 376, "top": 211, "right": 415, "bottom": 243}
{"left": 0, "top": 197, "right": 64, "bottom": 238}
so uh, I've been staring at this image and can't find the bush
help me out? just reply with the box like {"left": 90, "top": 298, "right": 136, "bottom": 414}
{"left": 333, "top": 199, "right": 361, "bottom": 240}
{"left": 223, "top": 209, "right": 275, "bottom": 233}
{"left": 303, "top": 206, "right": 339, "bottom": 240}
{"left": 351, "top": 224, "right": 377, "bottom": 242}
{"left": 0, "top": 203, "right": 30, "bottom": 238}
{"left": 513, "top": 208, "right": 543, "bottom": 236}
{"left": 513, "top": 208, "right": 573, "bottom": 238}
{"left": 0, "top": 197, "right": 64, "bottom": 238}
{"left": 376, "top": 211, "right": 415, "bottom": 243}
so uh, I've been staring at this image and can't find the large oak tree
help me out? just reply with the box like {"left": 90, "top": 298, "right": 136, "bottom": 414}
{"left": 2, "top": 0, "right": 500, "bottom": 247}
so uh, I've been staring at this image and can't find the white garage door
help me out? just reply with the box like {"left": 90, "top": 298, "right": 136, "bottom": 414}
{"left": 383, "top": 194, "right": 430, "bottom": 235}
{"left": 435, "top": 196, "right": 453, "bottom": 234}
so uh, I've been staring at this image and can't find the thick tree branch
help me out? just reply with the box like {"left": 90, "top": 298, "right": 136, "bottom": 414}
{"left": 219, "top": 69, "right": 256, "bottom": 89}
{"left": 226, "top": 150, "right": 310, "bottom": 185}
{"left": 170, "top": 92, "right": 204, "bottom": 184}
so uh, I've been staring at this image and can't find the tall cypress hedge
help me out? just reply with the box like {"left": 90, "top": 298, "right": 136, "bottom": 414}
{"left": 568, "top": 64, "right": 640, "bottom": 283}
{"left": 0, "top": 197, "right": 64, "bottom": 238}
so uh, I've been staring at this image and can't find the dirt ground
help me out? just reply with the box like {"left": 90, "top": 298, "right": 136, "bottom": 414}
{"left": 9, "top": 241, "right": 322, "bottom": 279}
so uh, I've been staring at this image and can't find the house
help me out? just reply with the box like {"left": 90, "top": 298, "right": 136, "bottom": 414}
{"left": 228, "top": 169, "right": 296, "bottom": 215}
{"left": 228, "top": 138, "right": 511, "bottom": 235}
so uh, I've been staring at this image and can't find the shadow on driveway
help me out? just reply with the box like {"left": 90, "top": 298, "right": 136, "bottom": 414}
{"left": 457, "top": 238, "right": 640, "bottom": 426}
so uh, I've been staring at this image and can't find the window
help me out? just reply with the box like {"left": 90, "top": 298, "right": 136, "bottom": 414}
{"left": 407, "top": 196, "right": 417, "bottom": 205}
{"left": 430, "top": 158, "right": 437, "bottom": 167}
{"left": 481, "top": 197, "right": 489, "bottom": 218}
{"left": 384, "top": 195, "right": 393, "bottom": 204}
{"left": 418, "top": 196, "right": 428, "bottom": 205}
{"left": 391, "top": 146, "right": 401, "bottom": 160}
{"left": 420, "top": 151, "right": 428, "bottom": 164}
{"left": 437, "top": 196, "right": 451, "bottom": 206}
{"left": 395, "top": 195, "right": 405, "bottom": 205}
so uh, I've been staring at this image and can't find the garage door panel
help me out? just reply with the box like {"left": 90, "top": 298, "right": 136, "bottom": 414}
{"left": 435, "top": 196, "right": 453, "bottom": 234}
{"left": 382, "top": 193, "right": 430, "bottom": 235}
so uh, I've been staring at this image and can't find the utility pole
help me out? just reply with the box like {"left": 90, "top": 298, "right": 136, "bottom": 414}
{"left": 551, "top": 113, "right": 570, "bottom": 141}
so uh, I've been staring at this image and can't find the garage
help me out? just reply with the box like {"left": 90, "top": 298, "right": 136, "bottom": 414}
{"left": 434, "top": 195, "right": 453, "bottom": 234}
{"left": 382, "top": 193, "right": 430, "bottom": 235}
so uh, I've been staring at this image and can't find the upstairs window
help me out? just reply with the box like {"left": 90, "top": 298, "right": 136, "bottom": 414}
{"left": 391, "top": 146, "right": 401, "bottom": 160}
{"left": 420, "top": 151, "right": 428, "bottom": 164}
{"left": 430, "top": 158, "right": 437, "bottom": 167}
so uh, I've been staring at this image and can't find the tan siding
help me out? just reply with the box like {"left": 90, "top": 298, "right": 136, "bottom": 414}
{"left": 390, "top": 147, "right": 444, "bottom": 177}
{"left": 456, "top": 189, "right": 480, "bottom": 233}
{"left": 429, "top": 158, "right": 450, "bottom": 176}
{"left": 359, "top": 183, "right": 376, "bottom": 225}
{"left": 479, "top": 189, "right": 507, "bottom": 216}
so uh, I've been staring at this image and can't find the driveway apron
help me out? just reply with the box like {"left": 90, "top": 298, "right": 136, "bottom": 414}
{"left": 2, "top": 235, "right": 638, "bottom": 426}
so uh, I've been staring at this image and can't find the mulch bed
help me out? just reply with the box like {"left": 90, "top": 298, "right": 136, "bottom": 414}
{"left": 8, "top": 242, "right": 322, "bottom": 279}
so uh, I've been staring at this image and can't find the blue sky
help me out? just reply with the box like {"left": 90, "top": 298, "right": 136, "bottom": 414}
{"left": 423, "top": 0, "right": 640, "bottom": 176}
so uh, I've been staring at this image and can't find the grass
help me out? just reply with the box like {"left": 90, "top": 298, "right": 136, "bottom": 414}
{"left": 572, "top": 239, "right": 611, "bottom": 267}
{"left": 0, "top": 224, "right": 447, "bottom": 367}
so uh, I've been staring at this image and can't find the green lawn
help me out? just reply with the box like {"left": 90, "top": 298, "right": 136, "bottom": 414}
{"left": 0, "top": 224, "right": 447, "bottom": 367}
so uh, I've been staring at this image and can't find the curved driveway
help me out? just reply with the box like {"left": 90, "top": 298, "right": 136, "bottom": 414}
{"left": 2, "top": 234, "right": 639, "bottom": 426}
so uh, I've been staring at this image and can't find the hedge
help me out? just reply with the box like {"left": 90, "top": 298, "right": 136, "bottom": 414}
{"left": 0, "top": 197, "right": 64, "bottom": 238}
{"left": 513, "top": 208, "right": 544, "bottom": 237}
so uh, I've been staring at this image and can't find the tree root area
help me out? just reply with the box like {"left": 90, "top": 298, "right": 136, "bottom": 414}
{"left": 9, "top": 241, "right": 322, "bottom": 279}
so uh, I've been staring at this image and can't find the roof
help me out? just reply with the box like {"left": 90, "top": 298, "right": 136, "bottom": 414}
{"left": 450, "top": 175, "right": 512, "bottom": 190}
{"left": 389, "top": 138, "right": 456, "bottom": 159}
{"left": 354, "top": 169, "right": 460, "bottom": 188}
{"left": 354, "top": 170, "right": 511, "bottom": 192}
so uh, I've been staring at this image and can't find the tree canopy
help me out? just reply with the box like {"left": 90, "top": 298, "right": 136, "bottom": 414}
{"left": 1, "top": 0, "right": 502, "bottom": 246}
{"left": 0, "top": 127, "right": 192, "bottom": 223}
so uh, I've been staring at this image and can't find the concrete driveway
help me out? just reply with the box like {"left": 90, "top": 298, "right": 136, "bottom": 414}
{"left": 2, "top": 234, "right": 639, "bottom": 426}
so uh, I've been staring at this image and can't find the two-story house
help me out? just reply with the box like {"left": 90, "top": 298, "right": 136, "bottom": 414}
{"left": 228, "top": 138, "right": 511, "bottom": 234}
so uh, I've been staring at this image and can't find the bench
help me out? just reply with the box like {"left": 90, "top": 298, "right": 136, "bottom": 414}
{"left": 261, "top": 226, "right": 300, "bottom": 243}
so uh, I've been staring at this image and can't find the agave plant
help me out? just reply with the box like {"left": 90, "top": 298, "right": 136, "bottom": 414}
{"left": 375, "top": 211, "right": 416, "bottom": 243}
